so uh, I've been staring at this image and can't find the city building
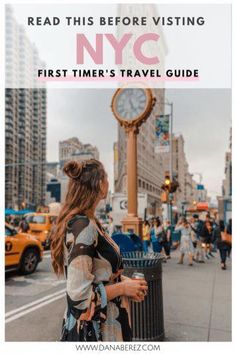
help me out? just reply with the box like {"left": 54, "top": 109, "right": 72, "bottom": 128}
{"left": 218, "top": 127, "right": 232, "bottom": 222}
{"left": 162, "top": 134, "right": 209, "bottom": 213}
{"left": 45, "top": 173, "right": 61, "bottom": 205}
{"left": 59, "top": 137, "right": 99, "bottom": 168}
{"left": 5, "top": 6, "right": 47, "bottom": 209}
{"left": 57, "top": 137, "right": 99, "bottom": 202}
{"left": 46, "top": 162, "right": 60, "bottom": 178}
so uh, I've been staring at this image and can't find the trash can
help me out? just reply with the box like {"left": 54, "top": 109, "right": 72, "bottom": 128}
{"left": 112, "top": 232, "right": 143, "bottom": 253}
{"left": 122, "top": 251, "right": 165, "bottom": 341}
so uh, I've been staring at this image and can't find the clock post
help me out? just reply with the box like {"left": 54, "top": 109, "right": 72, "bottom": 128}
{"left": 111, "top": 87, "right": 156, "bottom": 237}
{"left": 122, "top": 124, "right": 143, "bottom": 236}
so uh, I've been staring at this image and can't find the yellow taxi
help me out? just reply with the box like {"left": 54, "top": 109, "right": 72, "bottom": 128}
{"left": 5, "top": 223, "right": 43, "bottom": 275}
{"left": 25, "top": 213, "right": 57, "bottom": 249}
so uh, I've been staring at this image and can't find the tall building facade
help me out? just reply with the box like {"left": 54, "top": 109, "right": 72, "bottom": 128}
{"left": 218, "top": 127, "right": 232, "bottom": 222}
{"left": 58, "top": 137, "right": 100, "bottom": 202}
{"left": 59, "top": 137, "right": 99, "bottom": 167}
{"left": 5, "top": 6, "right": 47, "bottom": 209}
{"left": 162, "top": 134, "right": 209, "bottom": 212}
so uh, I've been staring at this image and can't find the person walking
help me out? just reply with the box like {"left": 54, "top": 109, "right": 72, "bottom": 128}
{"left": 214, "top": 220, "right": 230, "bottom": 270}
{"left": 163, "top": 220, "right": 172, "bottom": 259}
{"left": 142, "top": 220, "right": 150, "bottom": 253}
{"left": 108, "top": 216, "right": 115, "bottom": 237}
{"left": 150, "top": 217, "right": 164, "bottom": 253}
{"left": 18, "top": 217, "right": 30, "bottom": 233}
{"left": 211, "top": 215, "right": 219, "bottom": 253}
{"left": 50, "top": 159, "right": 148, "bottom": 342}
{"left": 175, "top": 218, "right": 194, "bottom": 266}
{"left": 201, "top": 220, "right": 214, "bottom": 259}
{"left": 191, "top": 214, "right": 205, "bottom": 263}
{"left": 226, "top": 219, "right": 232, "bottom": 258}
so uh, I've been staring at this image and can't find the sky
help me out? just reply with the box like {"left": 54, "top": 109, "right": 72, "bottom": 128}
{"left": 8, "top": 4, "right": 232, "bottom": 201}
{"left": 47, "top": 89, "right": 231, "bottom": 201}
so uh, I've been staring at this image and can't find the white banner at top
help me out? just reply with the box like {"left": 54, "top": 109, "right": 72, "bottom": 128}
{"left": 5, "top": 3, "right": 231, "bottom": 89}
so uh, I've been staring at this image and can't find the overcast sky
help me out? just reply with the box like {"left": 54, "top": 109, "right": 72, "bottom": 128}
{"left": 47, "top": 89, "right": 231, "bottom": 201}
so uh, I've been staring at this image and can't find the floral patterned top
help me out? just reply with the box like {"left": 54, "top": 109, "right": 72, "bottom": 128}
{"left": 60, "top": 215, "right": 132, "bottom": 342}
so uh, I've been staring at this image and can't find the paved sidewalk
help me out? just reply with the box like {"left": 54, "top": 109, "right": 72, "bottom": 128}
{"left": 162, "top": 249, "right": 232, "bottom": 341}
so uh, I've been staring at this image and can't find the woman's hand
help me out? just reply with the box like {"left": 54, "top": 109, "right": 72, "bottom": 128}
{"left": 122, "top": 278, "right": 148, "bottom": 302}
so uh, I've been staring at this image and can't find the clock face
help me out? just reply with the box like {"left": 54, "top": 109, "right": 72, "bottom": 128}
{"left": 115, "top": 88, "right": 148, "bottom": 121}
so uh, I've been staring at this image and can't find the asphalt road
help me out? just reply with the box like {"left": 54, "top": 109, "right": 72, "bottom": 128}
{"left": 5, "top": 249, "right": 231, "bottom": 342}
{"left": 5, "top": 251, "right": 66, "bottom": 341}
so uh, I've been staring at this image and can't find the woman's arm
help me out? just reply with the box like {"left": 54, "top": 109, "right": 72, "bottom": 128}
{"left": 105, "top": 282, "right": 124, "bottom": 300}
{"left": 105, "top": 279, "right": 148, "bottom": 302}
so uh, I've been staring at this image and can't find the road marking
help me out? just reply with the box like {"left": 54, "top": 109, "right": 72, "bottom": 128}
{"left": 5, "top": 288, "right": 66, "bottom": 318}
{"left": 5, "top": 293, "right": 65, "bottom": 324}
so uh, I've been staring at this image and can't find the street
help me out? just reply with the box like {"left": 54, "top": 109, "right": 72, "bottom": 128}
{"left": 5, "top": 250, "right": 231, "bottom": 342}
{"left": 5, "top": 251, "right": 65, "bottom": 341}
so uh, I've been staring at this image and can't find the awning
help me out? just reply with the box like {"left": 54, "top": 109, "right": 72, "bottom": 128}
{"left": 197, "top": 202, "right": 209, "bottom": 211}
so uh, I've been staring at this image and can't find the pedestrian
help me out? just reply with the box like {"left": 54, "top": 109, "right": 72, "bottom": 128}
{"left": 201, "top": 220, "right": 214, "bottom": 259}
{"left": 18, "top": 217, "right": 30, "bottom": 233}
{"left": 150, "top": 217, "right": 165, "bottom": 253}
{"left": 191, "top": 214, "right": 205, "bottom": 263}
{"left": 211, "top": 215, "right": 219, "bottom": 252}
{"left": 108, "top": 216, "right": 115, "bottom": 237}
{"left": 142, "top": 220, "right": 150, "bottom": 253}
{"left": 13, "top": 216, "right": 20, "bottom": 228}
{"left": 215, "top": 220, "right": 230, "bottom": 270}
{"left": 50, "top": 159, "right": 148, "bottom": 342}
{"left": 226, "top": 218, "right": 232, "bottom": 258}
{"left": 163, "top": 220, "right": 172, "bottom": 259}
{"left": 175, "top": 217, "right": 194, "bottom": 266}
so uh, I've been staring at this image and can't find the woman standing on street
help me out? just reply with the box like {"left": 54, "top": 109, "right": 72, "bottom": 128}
{"left": 50, "top": 159, "right": 148, "bottom": 342}
{"left": 150, "top": 217, "right": 164, "bottom": 253}
{"left": 163, "top": 220, "right": 172, "bottom": 259}
{"left": 226, "top": 219, "right": 232, "bottom": 258}
{"left": 175, "top": 218, "right": 194, "bottom": 266}
{"left": 201, "top": 220, "right": 214, "bottom": 259}
{"left": 215, "top": 220, "right": 230, "bottom": 270}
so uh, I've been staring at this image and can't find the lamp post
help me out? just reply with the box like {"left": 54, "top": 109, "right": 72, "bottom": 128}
{"left": 111, "top": 87, "right": 156, "bottom": 236}
{"left": 156, "top": 99, "right": 174, "bottom": 224}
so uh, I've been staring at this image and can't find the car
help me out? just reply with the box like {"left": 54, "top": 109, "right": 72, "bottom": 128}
{"left": 5, "top": 223, "right": 44, "bottom": 275}
{"left": 25, "top": 213, "right": 57, "bottom": 249}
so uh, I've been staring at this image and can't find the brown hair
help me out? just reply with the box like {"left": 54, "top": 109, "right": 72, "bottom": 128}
{"left": 50, "top": 159, "right": 106, "bottom": 276}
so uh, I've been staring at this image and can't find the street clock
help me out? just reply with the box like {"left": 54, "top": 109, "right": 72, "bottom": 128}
{"left": 111, "top": 87, "right": 155, "bottom": 128}
{"left": 110, "top": 86, "right": 156, "bottom": 236}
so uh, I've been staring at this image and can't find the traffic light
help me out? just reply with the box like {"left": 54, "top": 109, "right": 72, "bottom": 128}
{"left": 169, "top": 177, "right": 179, "bottom": 193}
{"left": 161, "top": 172, "right": 179, "bottom": 193}
{"left": 161, "top": 172, "right": 171, "bottom": 192}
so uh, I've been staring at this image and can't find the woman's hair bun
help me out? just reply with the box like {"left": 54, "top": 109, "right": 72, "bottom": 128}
{"left": 63, "top": 160, "right": 83, "bottom": 180}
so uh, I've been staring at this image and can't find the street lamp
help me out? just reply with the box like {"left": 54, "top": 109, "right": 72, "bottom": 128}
{"left": 155, "top": 99, "right": 174, "bottom": 224}
{"left": 111, "top": 86, "right": 156, "bottom": 236}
